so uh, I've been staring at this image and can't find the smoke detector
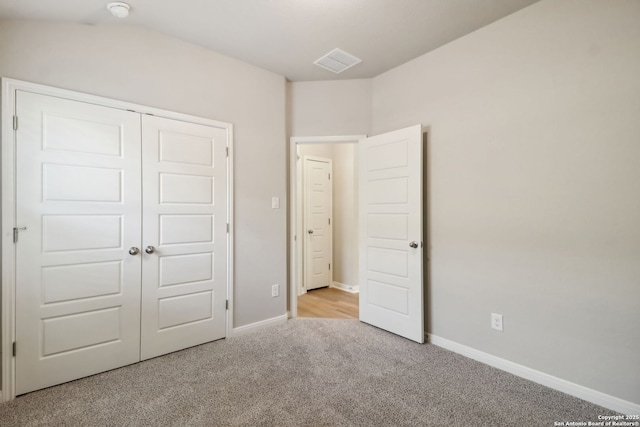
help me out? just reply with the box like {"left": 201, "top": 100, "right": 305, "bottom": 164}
{"left": 314, "top": 48, "right": 362, "bottom": 74}
{"left": 107, "top": 2, "right": 130, "bottom": 18}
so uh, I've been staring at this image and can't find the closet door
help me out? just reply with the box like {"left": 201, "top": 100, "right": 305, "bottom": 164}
{"left": 140, "top": 115, "right": 227, "bottom": 360}
{"left": 15, "top": 91, "right": 142, "bottom": 395}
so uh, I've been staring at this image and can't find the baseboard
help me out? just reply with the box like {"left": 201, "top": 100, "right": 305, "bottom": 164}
{"left": 428, "top": 334, "right": 640, "bottom": 415}
{"left": 330, "top": 281, "right": 359, "bottom": 293}
{"left": 231, "top": 314, "right": 288, "bottom": 336}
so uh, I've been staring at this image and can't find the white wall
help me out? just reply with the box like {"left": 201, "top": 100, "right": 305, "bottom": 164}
{"left": 0, "top": 21, "right": 287, "bottom": 328}
{"left": 372, "top": 0, "right": 640, "bottom": 405}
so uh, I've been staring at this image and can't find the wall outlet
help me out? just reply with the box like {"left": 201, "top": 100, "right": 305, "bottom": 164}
{"left": 271, "top": 284, "right": 279, "bottom": 298}
{"left": 491, "top": 313, "right": 503, "bottom": 332}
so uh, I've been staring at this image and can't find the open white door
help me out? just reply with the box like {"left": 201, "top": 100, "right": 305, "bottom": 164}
{"left": 359, "top": 125, "right": 424, "bottom": 343}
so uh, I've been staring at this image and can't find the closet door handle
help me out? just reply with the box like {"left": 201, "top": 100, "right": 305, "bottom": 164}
{"left": 145, "top": 246, "right": 155, "bottom": 254}
{"left": 129, "top": 247, "right": 140, "bottom": 255}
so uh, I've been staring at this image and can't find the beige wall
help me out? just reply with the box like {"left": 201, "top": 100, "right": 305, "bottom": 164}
{"left": 288, "top": 79, "right": 371, "bottom": 136}
{"left": 297, "top": 143, "right": 334, "bottom": 160}
{"left": 0, "top": 21, "right": 287, "bottom": 328}
{"left": 332, "top": 143, "right": 358, "bottom": 288}
{"left": 372, "top": 0, "right": 640, "bottom": 404}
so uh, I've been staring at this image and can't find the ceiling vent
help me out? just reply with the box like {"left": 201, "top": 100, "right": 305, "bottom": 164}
{"left": 313, "top": 48, "right": 362, "bottom": 74}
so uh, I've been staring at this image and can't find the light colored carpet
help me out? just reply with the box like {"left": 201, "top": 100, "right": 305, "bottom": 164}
{"left": 0, "top": 318, "right": 615, "bottom": 426}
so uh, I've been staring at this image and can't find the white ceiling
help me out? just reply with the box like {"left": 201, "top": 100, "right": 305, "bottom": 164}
{"left": 0, "top": 0, "right": 540, "bottom": 81}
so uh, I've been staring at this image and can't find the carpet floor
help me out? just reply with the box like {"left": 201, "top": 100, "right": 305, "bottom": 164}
{"left": 0, "top": 318, "right": 615, "bottom": 426}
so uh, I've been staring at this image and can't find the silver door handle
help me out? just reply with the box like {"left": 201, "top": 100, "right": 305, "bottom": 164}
{"left": 308, "top": 229, "right": 314, "bottom": 234}
{"left": 145, "top": 246, "right": 155, "bottom": 254}
{"left": 409, "top": 241, "right": 419, "bottom": 249}
{"left": 129, "top": 247, "right": 140, "bottom": 255}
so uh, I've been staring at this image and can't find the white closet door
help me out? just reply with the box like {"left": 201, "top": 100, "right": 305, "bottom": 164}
{"left": 15, "top": 91, "right": 142, "bottom": 395}
{"left": 359, "top": 125, "right": 424, "bottom": 343}
{"left": 140, "top": 115, "right": 227, "bottom": 360}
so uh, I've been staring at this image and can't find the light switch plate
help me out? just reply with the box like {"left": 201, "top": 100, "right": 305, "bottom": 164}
{"left": 271, "top": 196, "right": 280, "bottom": 209}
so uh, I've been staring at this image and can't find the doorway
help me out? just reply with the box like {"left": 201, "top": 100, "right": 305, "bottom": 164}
{"left": 290, "top": 127, "right": 430, "bottom": 343}
{"left": 289, "top": 136, "right": 364, "bottom": 319}
{"left": 302, "top": 156, "right": 333, "bottom": 292}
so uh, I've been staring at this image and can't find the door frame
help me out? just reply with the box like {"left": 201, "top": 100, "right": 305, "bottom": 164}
{"left": 302, "top": 155, "right": 333, "bottom": 293}
{"left": 1, "top": 78, "right": 235, "bottom": 402}
{"left": 289, "top": 135, "right": 365, "bottom": 318}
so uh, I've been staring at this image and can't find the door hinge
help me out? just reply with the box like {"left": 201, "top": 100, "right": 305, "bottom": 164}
{"left": 226, "top": 147, "right": 229, "bottom": 157}
{"left": 225, "top": 300, "right": 229, "bottom": 310}
{"left": 328, "top": 263, "right": 331, "bottom": 270}
{"left": 226, "top": 223, "right": 229, "bottom": 233}
{"left": 13, "top": 227, "right": 26, "bottom": 243}
{"left": 12, "top": 342, "right": 16, "bottom": 357}
{"left": 328, "top": 218, "right": 330, "bottom": 225}
{"left": 328, "top": 173, "right": 331, "bottom": 180}
{"left": 13, "top": 115, "right": 18, "bottom": 131}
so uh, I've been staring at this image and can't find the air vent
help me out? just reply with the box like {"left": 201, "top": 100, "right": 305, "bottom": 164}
{"left": 313, "top": 48, "right": 362, "bottom": 74}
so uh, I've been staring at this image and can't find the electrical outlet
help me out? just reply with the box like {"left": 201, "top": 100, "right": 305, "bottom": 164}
{"left": 271, "top": 284, "right": 279, "bottom": 298}
{"left": 491, "top": 313, "right": 503, "bottom": 332}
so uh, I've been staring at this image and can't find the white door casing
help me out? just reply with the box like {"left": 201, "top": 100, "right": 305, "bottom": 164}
{"left": 358, "top": 125, "right": 424, "bottom": 343}
{"left": 140, "top": 115, "right": 227, "bottom": 360}
{"left": 15, "top": 91, "right": 143, "bottom": 394}
{"left": 8, "top": 82, "right": 232, "bottom": 397}
{"left": 303, "top": 156, "right": 332, "bottom": 291}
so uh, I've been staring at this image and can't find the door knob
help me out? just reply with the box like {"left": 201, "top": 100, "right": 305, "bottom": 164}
{"left": 129, "top": 247, "right": 140, "bottom": 255}
{"left": 145, "top": 246, "right": 155, "bottom": 254}
{"left": 409, "top": 241, "right": 419, "bottom": 249}
{"left": 308, "top": 229, "right": 314, "bottom": 234}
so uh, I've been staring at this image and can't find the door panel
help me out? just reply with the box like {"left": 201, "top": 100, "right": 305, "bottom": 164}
{"left": 359, "top": 125, "right": 424, "bottom": 343}
{"left": 15, "top": 91, "right": 142, "bottom": 394}
{"left": 303, "top": 157, "right": 332, "bottom": 291}
{"left": 140, "top": 115, "right": 227, "bottom": 360}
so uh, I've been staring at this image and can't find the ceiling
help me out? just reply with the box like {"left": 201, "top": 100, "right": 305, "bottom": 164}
{"left": 0, "top": 0, "right": 540, "bottom": 81}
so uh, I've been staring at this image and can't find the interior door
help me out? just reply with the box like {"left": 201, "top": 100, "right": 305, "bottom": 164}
{"left": 15, "top": 91, "right": 142, "bottom": 394}
{"left": 303, "top": 156, "right": 332, "bottom": 291}
{"left": 358, "top": 125, "right": 424, "bottom": 343}
{"left": 140, "top": 115, "right": 227, "bottom": 360}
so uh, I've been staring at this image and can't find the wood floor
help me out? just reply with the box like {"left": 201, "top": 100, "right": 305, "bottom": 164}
{"left": 297, "top": 287, "right": 359, "bottom": 319}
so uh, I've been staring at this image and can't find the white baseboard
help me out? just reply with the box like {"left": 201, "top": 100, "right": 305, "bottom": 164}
{"left": 428, "top": 334, "right": 640, "bottom": 415}
{"left": 231, "top": 314, "right": 287, "bottom": 336}
{"left": 330, "top": 281, "right": 359, "bottom": 293}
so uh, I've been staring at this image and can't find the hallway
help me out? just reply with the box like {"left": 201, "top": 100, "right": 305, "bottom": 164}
{"left": 297, "top": 287, "right": 358, "bottom": 319}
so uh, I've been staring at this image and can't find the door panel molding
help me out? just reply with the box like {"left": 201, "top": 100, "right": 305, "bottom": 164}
{"left": 1, "top": 78, "right": 234, "bottom": 401}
